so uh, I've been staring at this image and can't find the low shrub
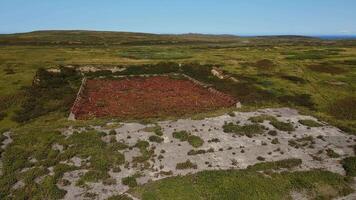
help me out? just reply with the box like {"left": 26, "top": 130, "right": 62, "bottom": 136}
{"left": 107, "top": 194, "right": 133, "bottom": 200}
{"left": 187, "top": 149, "right": 206, "bottom": 155}
{"left": 257, "top": 156, "right": 265, "bottom": 161}
{"left": 149, "top": 135, "right": 164, "bottom": 143}
{"left": 249, "top": 115, "right": 276, "bottom": 123}
{"left": 122, "top": 176, "right": 138, "bottom": 188}
{"left": 12, "top": 67, "right": 81, "bottom": 123}
{"left": 342, "top": 157, "right": 356, "bottom": 177}
{"left": 267, "top": 130, "right": 278, "bottom": 136}
{"left": 271, "top": 138, "right": 279, "bottom": 144}
{"left": 143, "top": 125, "right": 163, "bottom": 136}
{"left": 176, "top": 160, "right": 198, "bottom": 170}
{"left": 288, "top": 136, "right": 314, "bottom": 149}
{"left": 223, "top": 122, "right": 265, "bottom": 137}
{"left": 270, "top": 121, "right": 295, "bottom": 132}
{"left": 187, "top": 135, "right": 204, "bottom": 148}
{"left": 172, "top": 131, "right": 189, "bottom": 141}
{"left": 298, "top": 119, "right": 322, "bottom": 127}
{"left": 326, "top": 149, "right": 340, "bottom": 158}
{"left": 248, "top": 158, "right": 302, "bottom": 171}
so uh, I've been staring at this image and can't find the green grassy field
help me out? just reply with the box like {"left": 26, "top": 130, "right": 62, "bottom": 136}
{"left": 0, "top": 31, "right": 356, "bottom": 199}
{"left": 0, "top": 31, "right": 355, "bottom": 133}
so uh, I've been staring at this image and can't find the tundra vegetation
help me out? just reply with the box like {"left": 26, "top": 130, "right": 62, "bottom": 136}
{"left": 0, "top": 31, "right": 356, "bottom": 199}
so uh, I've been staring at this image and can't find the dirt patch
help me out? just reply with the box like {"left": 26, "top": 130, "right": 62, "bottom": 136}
{"left": 71, "top": 76, "right": 237, "bottom": 120}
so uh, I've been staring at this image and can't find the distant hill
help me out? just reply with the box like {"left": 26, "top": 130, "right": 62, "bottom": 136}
{"left": 0, "top": 30, "right": 247, "bottom": 45}
{"left": 1, "top": 30, "right": 344, "bottom": 46}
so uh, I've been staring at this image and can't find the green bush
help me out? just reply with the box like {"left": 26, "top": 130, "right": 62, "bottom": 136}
{"left": 326, "top": 149, "right": 340, "bottom": 158}
{"left": 187, "top": 135, "right": 204, "bottom": 148}
{"left": 107, "top": 194, "right": 133, "bottom": 200}
{"left": 270, "top": 121, "right": 295, "bottom": 132}
{"left": 122, "top": 176, "right": 138, "bottom": 188}
{"left": 172, "top": 131, "right": 189, "bottom": 141}
{"left": 12, "top": 67, "right": 81, "bottom": 123}
{"left": 176, "top": 160, "right": 198, "bottom": 170}
{"left": 149, "top": 135, "right": 164, "bottom": 143}
{"left": 299, "top": 119, "right": 322, "bottom": 127}
{"left": 247, "top": 159, "right": 302, "bottom": 171}
{"left": 143, "top": 125, "right": 163, "bottom": 136}
{"left": 249, "top": 115, "right": 276, "bottom": 123}
{"left": 342, "top": 157, "right": 356, "bottom": 177}
{"left": 223, "top": 122, "right": 265, "bottom": 137}
{"left": 187, "top": 149, "right": 207, "bottom": 155}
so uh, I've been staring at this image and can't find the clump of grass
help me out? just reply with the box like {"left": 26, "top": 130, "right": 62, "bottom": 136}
{"left": 176, "top": 160, "right": 198, "bottom": 170}
{"left": 172, "top": 131, "right": 204, "bottom": 148}
{"left": 267, "top": 130, "right": 278, "bottom": 136}
{"left": 122, "top": 175, "right": 138, "bottom": 188}
{"left": 148, "top": 135, "right": 164, "bottom": 143}
{"left": 172, "top": 131, "right": 189, "bottom": 141}
{"left": 326, "top": 148, "right": 340, "bottom": 158}
{"left": 223, "top": 122, "right": 265, "bottom": 137}
{"left": 109, "top": 130, "right": 116, "bottom": 135}
{"left": 288, "top": 136, "right": 314, "bottom": 149}
{"left": 187, "top": 149, "right": 206, "bottom": 156}
{"left": 107, "top": 194, "right": 133, "bottom": 200}
{"left": 256, "top": 156, "right": 265, "bottom": 161}
{"left": 270, "top": 120, "right": 295, "bottom": 132}
{"left": 271, "top": 138, "right": 279, "bottom": 144}
{"left": 77, "top": 170, "right": 110, "bottom": 186}
{"left": 103, "top": 178, "right": 117, "bottom": 185}
{"left": 228, "top": 111, "right": 236, "bottom": 117}
{"left": 342, "top": 157, "right": 356, "bottom": 177}
{"left": 299, "top": 119, "right": 322, "bottom": 127}
{"left": 143, "top": 125, "right": 163, "bottom": 136}
{"left": 249, "top": 115, "right": 295, "bottom": 132}
{"left": 110, "top": 141, "right": 129, "bottom": 150}
{"left": 247, "top": 158, "right": 302, "bottom": 171}
{"left": 135, "top": 140, "right": 150, "bottom": 149}
{"left": 249, "top": 115, "right": 276, "bottom": 123}
{"left": 133, "top": 140, "right": 153, "bottom": 163}
{"left": 63, "top": 131, "right": 125, "bottom": 173}
{"left": 187, "top": 135, "right": 204, "bottom": 148}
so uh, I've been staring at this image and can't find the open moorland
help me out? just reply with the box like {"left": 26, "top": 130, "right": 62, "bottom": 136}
{"left": 0, "top": 31, "right": 356, "bottom": 200}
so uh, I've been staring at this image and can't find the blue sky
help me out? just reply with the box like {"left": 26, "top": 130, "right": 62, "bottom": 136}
{"left": 0, "top": 0, "right": 355, "bottom": 35}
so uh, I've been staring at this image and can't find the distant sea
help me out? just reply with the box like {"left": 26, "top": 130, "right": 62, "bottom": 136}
{"left": 314, "top": 35, "right": 356, "bottom": 40}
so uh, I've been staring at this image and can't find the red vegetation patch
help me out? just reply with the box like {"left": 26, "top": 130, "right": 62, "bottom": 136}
{"left": 71, "top": 76, "right": 236, "bottom": 119}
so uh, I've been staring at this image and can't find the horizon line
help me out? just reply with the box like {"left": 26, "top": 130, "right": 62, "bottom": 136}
{"left": 1, "top": 29, "right": 356, "bottom": 37}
